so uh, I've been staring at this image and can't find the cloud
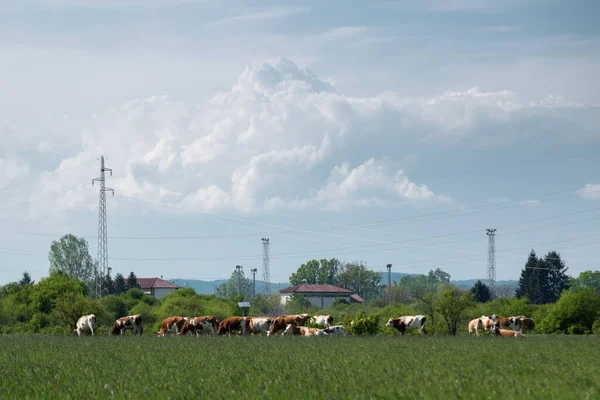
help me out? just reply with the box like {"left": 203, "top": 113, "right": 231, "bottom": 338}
{"left": 0, "top": 157, "right": 30, "bottom": 189}
{"left": 15, "top": 57, "right": 597, "bottom": 216}
{"left": 577, "top": 184, "right": 600, "bottom": 200}
{"left": 201, "top": 7, "right": 310, "bottom": 28}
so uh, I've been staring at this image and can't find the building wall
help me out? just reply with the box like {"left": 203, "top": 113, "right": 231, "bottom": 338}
{"left": 280, "top": 293, "right": 351, "bottom": 308}
{"left": 153, "top": 288, "right": 177, "bottom": 299}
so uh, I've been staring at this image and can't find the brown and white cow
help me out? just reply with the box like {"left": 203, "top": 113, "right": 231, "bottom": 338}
{"left": 311, "top": 314, "right": 333, "bottom": 327}
{"left": 282, "top": 324, "right": 328, "bottom": 337}
{"left": 157, "top": 316, "right": 187, "bottom": 336}
{"left": 511, "top": 316, "right": 535, "bottom": 333}
{"left": 468, "top": 318, "right": 483, "bottom": 336}
{"left": 217, "top": 316, "right": 244, "bottom": 336}
{"left": 385, "top": 315, "right": 426, "bottom": 335}
{"left": 242, "top": 317, "right": 273, "bottom": 336}
{"left": 179, "top": 316, "right": 219, "bottom": 336}
{"left": 267, "top": 314, "right": 311, "bottom": 336}
{"left": 74, "top": 314, "right": 96, "bottom": 337}
{"left": 111, "top": 314, "right": 143, "bottom": 336}
{"left": 492, "top": 322, "right": 525, "bottom": 338}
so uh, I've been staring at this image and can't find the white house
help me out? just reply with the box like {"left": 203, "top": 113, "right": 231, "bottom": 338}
{"left": 124, "top": 277, "right": 181, "bottom": 299}
{"left": 279, "top": 284, "right": 364, "bottom": 308}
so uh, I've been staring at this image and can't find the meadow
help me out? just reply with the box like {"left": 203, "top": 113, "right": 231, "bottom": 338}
{"left": 1, "top": 335, "right": 599, "bottom": 399}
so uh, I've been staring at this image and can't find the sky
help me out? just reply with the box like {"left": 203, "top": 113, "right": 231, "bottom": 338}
{"left": 1, "top": 0, "right": 599, "bottom": 286}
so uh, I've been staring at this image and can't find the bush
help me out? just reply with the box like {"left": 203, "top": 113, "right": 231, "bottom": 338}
{"left": 593, "top": 319, "right": 600, "bottom": 335}
{"left": 347, "top": 312, "right": 381, "bottom": 336}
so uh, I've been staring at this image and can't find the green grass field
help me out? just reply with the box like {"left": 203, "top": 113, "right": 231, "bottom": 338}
{"left": 1, "top": 334, "right": 599, "bottom": 399}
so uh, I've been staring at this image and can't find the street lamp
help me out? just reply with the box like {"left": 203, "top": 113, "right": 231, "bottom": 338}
{"left": 386, "top": 264, "right": 392, "bottom": 305}
{"left": 236, "top": 265, "right": 242, "bottom": 296}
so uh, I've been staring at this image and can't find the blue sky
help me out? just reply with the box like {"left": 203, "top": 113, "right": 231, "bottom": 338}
{"left": 1, "top": 0, "right": 599, "bottom": 286}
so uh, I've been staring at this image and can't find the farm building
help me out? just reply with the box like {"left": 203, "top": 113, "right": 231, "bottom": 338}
{"left": 279, "top": 284, "right": 364, "bottom": 308}
{"left": 124, "top": 277, "right": 181, "bottom": 299}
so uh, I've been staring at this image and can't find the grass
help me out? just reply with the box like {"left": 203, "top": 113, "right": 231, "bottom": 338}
{"left": 1, "top": 334, "right": 599, "bottom": 399}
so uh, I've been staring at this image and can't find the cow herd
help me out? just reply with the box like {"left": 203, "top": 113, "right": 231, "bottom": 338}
{"left": 73, "top": 312, "right": 534, "bottom": 338}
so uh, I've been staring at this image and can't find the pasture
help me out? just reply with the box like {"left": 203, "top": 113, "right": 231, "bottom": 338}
{"left": 1, "top": 335, "right": 599, "bottom": 399}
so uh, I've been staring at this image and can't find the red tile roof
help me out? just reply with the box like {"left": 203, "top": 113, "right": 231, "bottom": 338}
{"left": 279, "top": 284, "right": 352, "bottom": 294}
{"left": 350, "top": 294, "right": 364, "bottom": 303}
{"left": 124, "top": 278, "right": 181, "bottom": 289}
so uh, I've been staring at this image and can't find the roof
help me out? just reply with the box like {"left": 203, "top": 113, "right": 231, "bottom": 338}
{"left": 350, "top": 294, "right": 364, "bottom": 303}
{"left": 279, "top": 284, "right": 352, "bottom": 294}
{"left": 123, "top": 278, "right": 181, "bottom": 289}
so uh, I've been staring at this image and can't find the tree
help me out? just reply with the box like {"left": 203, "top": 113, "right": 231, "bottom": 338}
{"left": 18, "top": 272, "right": 34, "bottom": 286}
{"left": 103, "top": 272, "right": 114, "bottom": 295}
{"left": 428, "top": 268, "right": 450, "bottom": 284}
{"left": 470, "top": 280, "right": 492, "bottom": 303}
{"left": 399, "top": 268, "right": 451, "bottom": 327}
{"left": 437, "top": 286, "right": 474, "bottom": 335}
{"left": 127, "top": 272, "right": 138, "bottom": 290}
{"left": 337, "top": 262, "right": 381, "bottom": 300}
{"left": 569, "top": 270, "right": 600, "bottom": 294}
{"left": 113, "top": 273, "right": 126, "bottom": 295}
{"left": 48, "top": 234, "right": 95, "bottom": 283}
{"left": 539, "top": 286, "right": 600, "bottom": 334}
{"left": 516, "top": 250, "right": 569, "bottom": 304}
{"left": 289, "top": 258, "right": 340, "bottom": 286}
{"left": 216, "top": 267, "right": 253, "bottom": 299}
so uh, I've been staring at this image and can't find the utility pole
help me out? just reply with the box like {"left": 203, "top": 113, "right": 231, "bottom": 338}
{"left": 486, "top": 228, "right": 497, "bottom": 299}
{"left": 236, "top": 265, "right": 242, "bottom": 297}
{"left": 386, "top": 264, "right": 392, "bottom": 305}
{"left": 251, "top": 268, "right": 257, "bottom": 298}
{"left": 261, "top": 238, "right": 270, "bottom": 295}
{"left": 92, "top": 155, "right": 114, "bottom": 298}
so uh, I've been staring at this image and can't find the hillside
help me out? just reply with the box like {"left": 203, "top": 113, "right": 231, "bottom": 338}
{"left": 172, "top": 274, "right": 517, "bottom": 296}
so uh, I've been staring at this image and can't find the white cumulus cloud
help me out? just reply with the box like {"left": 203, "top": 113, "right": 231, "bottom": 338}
{"left": 577, "top": 184, "right": 600, "bottom": 200}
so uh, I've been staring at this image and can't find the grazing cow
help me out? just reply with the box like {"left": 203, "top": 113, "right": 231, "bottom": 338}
{"left": 242, "top": 317, "right": 273, "bottom": 336}
{"left": 492, "top": 322, "right": 525, "bottom": 338}
{"left": 267, "top": 314, "right": 311, "bottom": 336}
{"left": 217, "top": 316, "right": 244, "bottom": 336}
{"left": 385, "top": 315, "right": 427, "bottom": 335}
{"left": 111, "top": 314, "right": 143, "bottom": 336}
{"left": 324, "top": 325, "right": 346, "bottom": 336}
{"left": 511, "top": 316, "right": 535, "bottom": 333}
{"left": 282, "top": 324, "right": 328, "bottom": 337}
{"left": 179, "top": 316, "right": 219, "bottom": 336}
{"left": 74, "top": 314, "right": 96, "bottom": 337}
{"left": 157, "top": 316, "right": 187, "bottom": 336}
{"left": 311, "top": 314, "right": 333, "bottom": 327}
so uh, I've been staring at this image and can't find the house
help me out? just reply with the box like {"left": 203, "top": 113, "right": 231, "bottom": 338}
{"left": 124, "top": 277, "right": 181, "bottom": 299}
{"left": 279, "top": 284, "right": 365, "bottom": 308}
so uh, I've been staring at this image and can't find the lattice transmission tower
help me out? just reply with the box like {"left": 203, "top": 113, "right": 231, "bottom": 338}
{"left": 486, "top": 228, "right": 497, "bottom": 299}
{"left": 261, "top": 238, "right": 270, "bottom": 295}
{"left": 92, "top": 156, "right": 114, "bottom": 298}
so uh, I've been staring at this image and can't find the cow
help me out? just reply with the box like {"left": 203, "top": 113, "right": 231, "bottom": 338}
{"left": 468, "top": 318, "right": 483, "bottom": 336}
{"left": 157, "top": 316, "right": 187, "bottom": 336}
{"left": 511, "top": 316, "right": 535, "bottom": 333}
{"left": 385, "top": 315, "right": 426, "bottom": 335}
{"left": 179, "top": 316, "right": 219, "bottom": 336}
{"left": 74, "top": 314, "right": 96, "bottom": 337}
{"left": 311, "top": 314, "right": 333, "bottom": 327}
{"left": 323, "top": 325, "right": 346, "bottom": 336}
{"left": 111, "top": 314, "right": 143, "bottom": 336}
{"left": 242, "top": 317, "right": 273, "bottom": 336}
{"left": 217, "top": 316, "right": 244, "bottom": 336}
{"left": 267, "top": 314, "right": 312, "bottom": 336}
{"left": 492, "top": 322, "right": 525, "bottom": 338}
{"left": 282, "top": 324, "right": 328, "bottom": 337}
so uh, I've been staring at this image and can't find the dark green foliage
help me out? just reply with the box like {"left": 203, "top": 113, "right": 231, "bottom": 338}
{"left": 337, "top": 262, "right": 381, "bottom": 301}
{"left": 18, "top": 271, "right": 34, "bottom": 286}
{"left": 569, "top": 270, "right": 600, "bottom": 294}
{"left": 113, "top": 273, "right": 126, "bottom": 295}
{"left": 470, "top": 280, "right": 492, "bottom": 303}
{"left": 516, "top": 250, "right": 569, "bottom": 304}
{"left": 127, "top": 272, "right": 138, "bottom": 290}
{"left": 285, "top": 294, "right": 316, "bottom": 314}
{"left": 289, "top": 258, "right": 340, "bottom": 285}
{"left": 48, "top": 234, "right": 95, "bottom": 284}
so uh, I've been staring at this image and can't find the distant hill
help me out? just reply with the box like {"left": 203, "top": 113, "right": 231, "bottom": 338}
{"left": 173, "top": 274, "right": 517, "bottom": 296}
{"left": 171, "top": 279, "right": 289, "bottom": 295}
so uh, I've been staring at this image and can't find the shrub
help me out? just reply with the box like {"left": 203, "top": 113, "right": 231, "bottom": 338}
{"left": 347, "top": 312, "right": 381, "bottom": 336}
{"left": 592, "top": 319, "right": 600, "bottom": 335}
